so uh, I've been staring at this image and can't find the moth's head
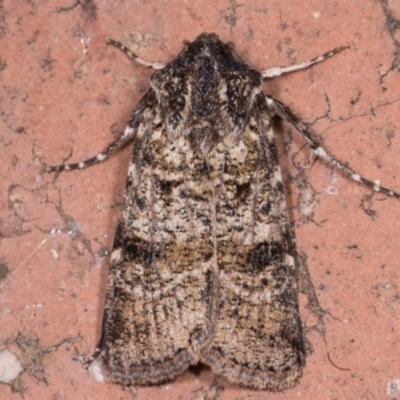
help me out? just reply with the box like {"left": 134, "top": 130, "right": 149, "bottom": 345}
{"left": 150, "top": 33, "right": 262, "bottom": 148}
{"left": 180, "top": 33, "right": 245, "bottom": 68}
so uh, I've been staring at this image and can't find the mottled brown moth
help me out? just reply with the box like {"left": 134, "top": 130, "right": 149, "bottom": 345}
{"left": 46, "top": 33, "right": 400, "bottom": 391}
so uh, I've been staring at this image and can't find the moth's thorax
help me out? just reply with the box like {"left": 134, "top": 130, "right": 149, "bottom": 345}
{"left": 149, "top": 33, "right": 263, "bottom": 147}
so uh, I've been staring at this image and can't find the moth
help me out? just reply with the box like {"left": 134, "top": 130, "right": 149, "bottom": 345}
{"left": 47, "top": 33, "right": 400, "bottom": 391}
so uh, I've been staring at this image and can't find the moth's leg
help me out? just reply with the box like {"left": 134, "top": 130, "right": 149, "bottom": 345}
{"left": 261, "top": 44, "right": 349, "bottom": 78}
{"left": 266, "top": 95, "right": 400, "bottom": 200}
{"left": 107, "top": 39, "right": 165, "bottom": 70}
{"left": 46, "top": 124, "right": 136, "bottom": 172}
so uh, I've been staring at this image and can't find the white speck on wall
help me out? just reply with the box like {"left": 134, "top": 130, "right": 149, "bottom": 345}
{"left": 0, "top": 349, "right": 23, "bottom": 383}
{"left": 50, "top": 249, "right": 59, "bottom": 259}
{"left": 89, "top": 359, "right": 106, "bottom": 382}
{"left": 387, "top": 378, "right": 400, "bottom": 396}
{"left": 327, "top": 186, "right": 338, "bottom": 195}
{"left": 299, "top": 186, "right": 317, "bottom": 219}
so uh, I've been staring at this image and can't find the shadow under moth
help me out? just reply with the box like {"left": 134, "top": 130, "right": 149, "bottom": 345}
{"left": 46, "top": 33, "right": 400, "bottom": 391}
